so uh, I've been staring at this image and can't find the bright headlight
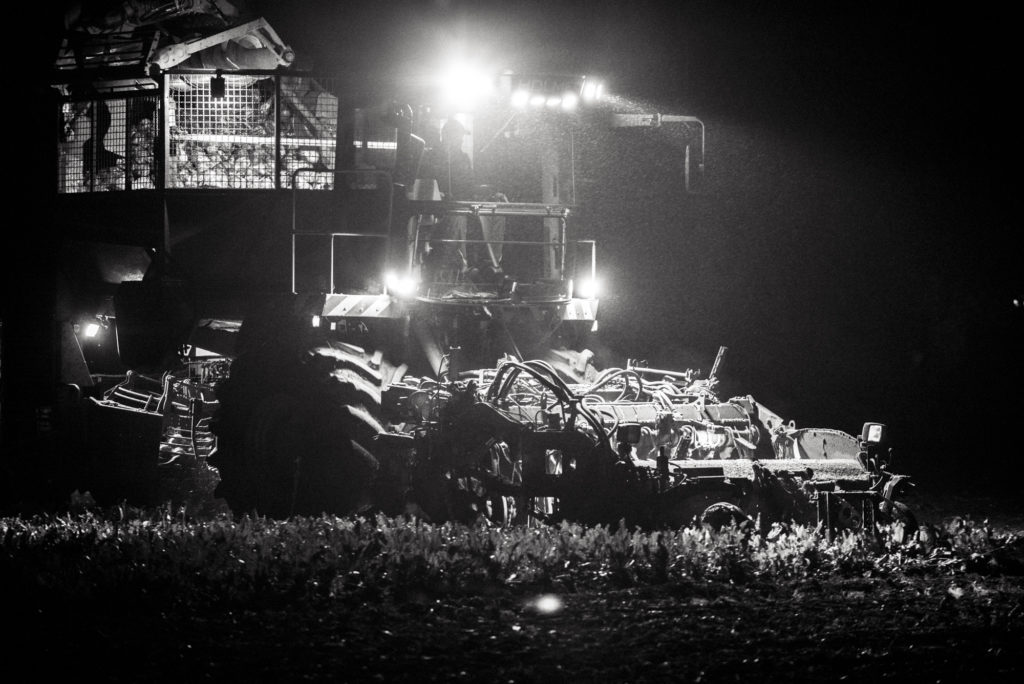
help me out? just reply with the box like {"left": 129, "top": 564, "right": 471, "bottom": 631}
{"left": 438, "top": 63, "right": 494, "bottom": 111}
{"left": 576, "top": 277, "right": 600, "bottom": 299}
{"left": 583, "top": 80, "right": 604, "bottom": 102}
{"left": 385, "top": 272, "right": 418, "bottom": 298}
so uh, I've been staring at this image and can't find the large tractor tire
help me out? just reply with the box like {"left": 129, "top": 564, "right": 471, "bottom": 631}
{"left": 211, "top": 338, "right": 387, "bottom": 519}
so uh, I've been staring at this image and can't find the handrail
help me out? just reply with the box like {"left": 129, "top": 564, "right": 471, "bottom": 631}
{"left": 405, "top": 200, "right": 572, "bottom": 217}
{"left": 413, "top": 237, "right": 596, "bottom": 283}
{"left": 659, "top": 114, "right": 705, "bottom": 193}
{"left": 420, "top": 238, "right": 591, "bottom": 247}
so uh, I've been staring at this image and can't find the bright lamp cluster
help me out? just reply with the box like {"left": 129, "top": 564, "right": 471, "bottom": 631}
{"left": 510, "top": 78, "right": 603, "bottom": 111}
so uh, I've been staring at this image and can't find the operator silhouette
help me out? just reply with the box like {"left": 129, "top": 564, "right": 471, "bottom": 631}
{"left": 82, "top": 100, "right": 124, "bottom": 190}
{"left": 419, "top": 119, "right": 474, "bottom": 288}
{"left": 421, "top": 118, "right": 474, "bottom": 200}
{"left": 418, "top": 118, "right": 511, "bottom": 293}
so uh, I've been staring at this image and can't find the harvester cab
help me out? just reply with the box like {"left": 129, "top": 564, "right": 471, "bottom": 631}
{"left": 283, "top": 69, "right": 626, "bottom": 383}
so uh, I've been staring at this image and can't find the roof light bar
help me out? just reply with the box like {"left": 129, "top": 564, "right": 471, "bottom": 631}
{"left": 507, "top": 75, "right": 604, "bottom": 109}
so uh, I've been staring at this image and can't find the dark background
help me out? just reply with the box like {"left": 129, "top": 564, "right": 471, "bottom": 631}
{"left": 19, "top": 1, "right": 1023, "bottom": 493}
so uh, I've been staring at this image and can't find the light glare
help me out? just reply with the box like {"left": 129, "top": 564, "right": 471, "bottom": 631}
{"left": 386, "top": 272, "right": 417, "bottom": 298}
{"left": 582, "top": 79, "right": 605, "bottom": 102}
{"left": 533, "top": 594, "right": 563, "bottom": 614}
{"left": 83, "top": 322, "right": 100, "bottom": 338}
{"left": 511, "top": 90, "right": 530, "bottom": 108}
{"left": 577, "top": 277, "right": 600, "bottom": 299}
{"left": 439, "top": 64, "right": 493, "bottom": 111}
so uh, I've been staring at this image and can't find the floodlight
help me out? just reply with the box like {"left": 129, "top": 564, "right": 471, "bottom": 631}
{"left": 385, "top": 272, "right": 417, "bottom": 298}
{"left": 439, "top": 63, "right": 493, "bottom": 111}
{"left": 576, "top": 277, "right": 600, "bottom": 299}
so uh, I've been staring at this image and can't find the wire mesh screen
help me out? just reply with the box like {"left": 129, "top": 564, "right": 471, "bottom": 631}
{"left": 166, "top": 74, "right": 276, "bottom": 189}
{"left": 279, "top": 76, "right": 338, "bottom": 189}
{"left": 58, "top": 95, "right": 159, "bottom": 193}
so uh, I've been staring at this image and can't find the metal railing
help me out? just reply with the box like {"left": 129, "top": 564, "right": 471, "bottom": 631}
{"left": 410, "top": 235, "right": 596, "bottom": 304}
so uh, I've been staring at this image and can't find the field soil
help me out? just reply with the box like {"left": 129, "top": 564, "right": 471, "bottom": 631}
{"left": 8, "top": 486, "right": 1024, "bottom": 683}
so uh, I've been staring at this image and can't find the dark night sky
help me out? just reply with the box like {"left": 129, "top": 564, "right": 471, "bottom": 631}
{"left": 23, "top": 2, "right": 1023, "bottom": 486}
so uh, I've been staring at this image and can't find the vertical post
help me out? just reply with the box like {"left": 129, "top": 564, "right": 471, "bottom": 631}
{"left": 569, "top": 129, "right": 576, "bottom": 206}
{"left": 684, "top": 144, "right": 690, "bottom": 195}
{"left": 160, "top": 75, "right": 170, "bottom": 259}
{"left": 558, "top": 217, "right": 566, "bottom": 277}
{"left": 291, "top": 167, "right": 296, "bottom": 293}
{"left": 125, "top": 97, "right": 134, "bottom": 191}
{"left": 88, "top": 100, "right": 96, "bottom": 193}
{"left": 330, "top": 236, "right": 336, "bottom": 294}
{"left": 290, "top": 231, "right": 296, "bottom": 294}
{"left": 159, "top": 74, "right": 168, "bottom": 191}
{"left": 408, "top": 217, "right": 420, "bottom": 273}
{"left": 540, "top": 128, "right": 561, "bottom": 278}
{"left": 163, "top": 199, "right": 171, "bottom": 258}
{"left": 274, "top": 75, "right": 282, "bottom": 190}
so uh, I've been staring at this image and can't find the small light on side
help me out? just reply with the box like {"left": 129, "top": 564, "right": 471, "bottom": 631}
{"left": 561, "top": 93, "right": 579, "bottom": 111}
{"left": 311, "top": 315, "right": 321, "bottom": 328}
{"left": 861, "top": 422, "right": 886, "bottom": 444}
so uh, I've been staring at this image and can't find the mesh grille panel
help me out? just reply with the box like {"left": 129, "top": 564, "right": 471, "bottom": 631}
{"left": 280, "top": 76, "right": 338, "bottom": 190}
{"left": 58, "top": 95, "right": 159, "bottom": 193}
{"left": 166, "top": 74, "right": 276, "bottom": 189}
